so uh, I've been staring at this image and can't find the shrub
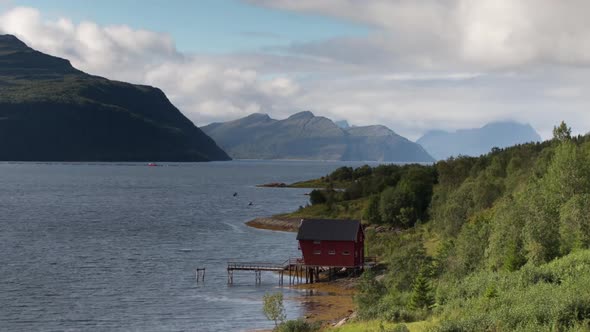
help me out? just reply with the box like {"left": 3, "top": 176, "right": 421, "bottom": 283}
{"left": 391, "top": 324, "right": 410, "bottom": 332}
{"left": 277, "top": 319, "right": 320, "bottom": 332}
{"left": 263, "top": 292, "right": 286, "bottom": 328}
{"left": 309, "top": 190, "right": 326, "bottom": 205}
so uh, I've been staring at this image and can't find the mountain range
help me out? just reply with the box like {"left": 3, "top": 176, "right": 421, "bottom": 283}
{"left": 417, "top": 122, "right": 542, "bottom": 160}
{"left": 0, "top": 34, "right": 229, "bottom": 162}
{"left": 202, "top": 112, "right": 434, "bottom": 162}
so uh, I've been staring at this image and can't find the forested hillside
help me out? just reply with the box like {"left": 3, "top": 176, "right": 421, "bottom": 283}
{"left": 295, "top": 122, "right": 590, "bottom": 331}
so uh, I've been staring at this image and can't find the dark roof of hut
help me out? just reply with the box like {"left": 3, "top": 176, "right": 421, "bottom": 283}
{"left": 296, "top": 219, "right": 361, "bottom": 241}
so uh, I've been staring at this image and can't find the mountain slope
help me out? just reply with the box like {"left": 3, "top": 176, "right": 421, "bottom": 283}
{"left": 417, "top": 121, "right": 542, "bottom": 160}
{"left": 0, "top": 34, "right": 229, "bottom": 161}
{"left": 202, "top": 112, "right": 434, "bottom": 162}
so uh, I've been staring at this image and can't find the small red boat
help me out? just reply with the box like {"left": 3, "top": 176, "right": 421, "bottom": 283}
{"left": 147, "top": 162, "right": 158, "bottom": 167}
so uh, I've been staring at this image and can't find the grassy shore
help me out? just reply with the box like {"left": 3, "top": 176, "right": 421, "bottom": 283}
{"left": 331, "top": 319, "right": 437, "bottom": 332}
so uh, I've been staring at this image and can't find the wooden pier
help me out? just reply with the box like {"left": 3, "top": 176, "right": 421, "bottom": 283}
{"left": 227, "top": 261, "right": 288, "bottom": 285}
{"left": 226, "top": 258, "right": 370, "bottom": 285}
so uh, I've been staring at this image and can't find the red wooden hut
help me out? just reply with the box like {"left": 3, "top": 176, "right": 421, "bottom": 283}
{"left": 296, "top": 219, "right": 364, "bottom": 268}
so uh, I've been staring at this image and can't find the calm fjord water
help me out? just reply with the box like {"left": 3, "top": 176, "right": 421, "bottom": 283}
{"left": 0, "top": 161, "right": 375, "bottom": 332}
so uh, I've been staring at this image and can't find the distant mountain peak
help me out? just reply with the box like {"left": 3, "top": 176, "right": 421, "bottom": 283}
{"left": 242, "top": 113, "right": 272, "bottom": 122}
{"left": 417, "top": 121, "right": 542, "bottom": 160}
{"left": 202, "top": 112, "right": 434, "bottom": 162}
{"left": 0, "top": 34, "right": 76, "bottom": 75}
{"left": 0, "top": 34, "right": 29, "bottom": 50}
{"left": 288, "top": 111, "right": 315, "bottom": 120}
{"left": 335, "top": 120, "right": 350, "bottom": 129}
{"left": 246, "top": 112, "right": 270, "bottom": 119}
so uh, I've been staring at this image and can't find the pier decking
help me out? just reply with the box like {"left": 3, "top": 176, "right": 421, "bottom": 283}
{"left": 227, "top": 261, "right": 288, "bottom": 284}
{"left": 226, "top": 257, "right": 373, "bottom": 285}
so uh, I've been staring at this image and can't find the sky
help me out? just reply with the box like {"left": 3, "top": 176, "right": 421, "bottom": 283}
{"left": 1, "top": 0, "right": 590, "bottom": 140}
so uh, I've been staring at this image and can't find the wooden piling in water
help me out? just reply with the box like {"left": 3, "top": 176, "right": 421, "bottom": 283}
{"left": 196, "top": 268, "right": 206, "bottom": 282}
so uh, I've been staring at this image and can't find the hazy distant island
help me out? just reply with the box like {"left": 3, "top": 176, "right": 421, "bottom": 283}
{"left": 417, "top": 121, "right": 542, "bottom": 160}
{"left": 202, "top": 111, "right": 434, "bottom": 162}
{"left": 0, "top": 34, "right": 229, "bottom": 162}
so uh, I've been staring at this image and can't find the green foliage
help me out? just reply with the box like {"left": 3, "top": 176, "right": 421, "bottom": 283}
{"left": 380, "top": 185, "right": 416, "bottom": 227}
{"left": 354, "top": 165, "right": 374, "bottom": 179}
{"left": 291, "top": 164, "right": 436, "bottom": 228}
{"left": 434, "top": 250, "right": 590, "bottom": 331}
{"left": 447, "top": 211, "right": 491, "bottom": 275}
{"left": 364, "top": 195, "right": 382, "bottom": 224}
{"left": 560, "top": 194, "right": 590, "bottom": 254}
{"left": 263, "top": 292, "right": 286, "bottom": 328}
{"left": 390, "top": 324, "right": 410, "bottom": 332}
{"left": 309, "top": 189, "right": 327, "bottom": 205}
{"left": 408, "top": 269, "right": 435, "bottom": 310}
{"left": 293, "top": 125, "right": 590, "bottom": 330}
{"left": 355, "top": 269, "right": 387, "bottom": 320}
{"left": 385, "top": 233, "right": 433, "bottom": 291}
{"left": 277, "top": 319, "right": 320, "bottom": 332}
{"left": 553, "top": 121, "right": 572, "bottom": 142}
{"left": 330, "top": 166, "right": 354, "bottom": 182}
{"left": 378, "top": 166, "right": 435, "bottom": 228}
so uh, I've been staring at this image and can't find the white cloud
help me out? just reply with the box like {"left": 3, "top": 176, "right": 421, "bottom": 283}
{"left": 545, "top": 87, "right": 583, "bottom": 99}
{"left": 2, "top": 4, "right": 590, "bottom": 140}
{"left": 250, "top": 0, "right": 590, "bottom": 69}
{"left": 0, "top": 6, "right": 301, "bottom": 125}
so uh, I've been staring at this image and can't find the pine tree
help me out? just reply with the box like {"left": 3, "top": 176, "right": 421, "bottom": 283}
{"left": 408, "top": 269, "right": 434, "bottom": 310}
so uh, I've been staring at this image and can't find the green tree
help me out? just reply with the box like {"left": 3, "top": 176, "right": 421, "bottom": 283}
{"left": 553, "top": 121, "right": 572, "bottom": 142}
{"left": 354, "top": 269, "right": 386, "bottom": 319}
{"left": 451, "top": 211, "right": 491, "bottom": 276}
{"left": 522, "top": 183, "right": 560, "bottom": 265}
{"left": 408, "top": 269, "right": 434, "bottom": 310}
{"left": 263, "top": 292, "right": 286, "bottom": 329}
{"left": 543, "top": 140, "right": 590, "bottom": 206}
{"left": 329, "top": 166, "right": 353, "bottom": 181}
{"left": 386, "top": 234, "right": 432, "bottom": 291}
{"left": 487, "top": 196, "right": 526, "bottom": 270}
{"left": 560, "top": 194, "right": 590, "bottom": 254}
{"left": 521, "top": 140, "right": 590, "bottom": 264}
{"left": 364, "top": 194, "right": 382, "bottom": 224}
{"left": 353, "top": 164, "right": 373, "bottom": 179}
{"left": 379, "top": 182, "right": 416, "bottom": 227}
{"left": 309, "top": 190, "right": 326, "bottom": 205}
